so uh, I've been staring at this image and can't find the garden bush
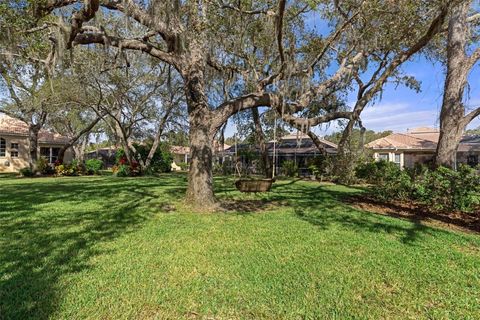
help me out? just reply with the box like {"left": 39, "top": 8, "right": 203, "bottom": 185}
{"left": 85, "top": 159, "right": 103, "bottom": 175}
{"left": 135, "top": 143, "right": 173, "bottom": 174}
{"left": 367, "top": 161, "right": 412, "bottom": 201}
{"left": 414, "top": 165, "right": 480, "bottom": 212}
{"left": 19, "top": 167, "right": 34, "bottom": 177}
{"left": 358, "top": 160, "right": 480, "bottom": 213}
{"left": 282, "top": 160, "right": 298, "bottom": 177}
{"left": 179, "top": 162, "right": 189, "bottom": 171}
{"left": 36, "top": 157, "right": 54, "bottom": 175}
{"left": 307, "top": 155, "right": 335, "bottom": 181}
{"left": 114, "top": 149, "right": 139, "bottom": 176}
{"left": 55, "top": 162, "right": 80, "bottom": 176}
{"left": 333, "top": 153, "right": 359, "bottom": 184}
{"left": 115, "top": 164, "right": 130, "bottom": 177}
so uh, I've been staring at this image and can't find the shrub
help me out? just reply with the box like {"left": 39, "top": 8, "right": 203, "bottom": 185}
{"left": 115, "top": 149, "right": 127, "bottom": 165}
{"left": 333, "top": 153, "right": 359, "bottom": 184}
{"left": 115, "top": 164, "right": 130, "bottom": 177}
{"left": 369, "top": 162, "right": 412, "bottom": 201}
{"left": 75, "top": 160, "right": 86, "bottom": 175}
{"left": 361, "top": 161, "right": 480, "bottom": 213}
{"left": 55, "top": 164, "right": 65, "bottom": 176}
{"left": 54, "top": 160, "right": 86, "bottom": 177}
{"left": 134, "top": 143, "right": 173, "bottom": 174}
{"left": 414, "top": 165, "right": 480, "bottom": 212}
{"left": 308, "top": 164, "right": 320, "bottom": 177}
{"left": 179, "top": 162, "right": 189, "bottom": 171}
{"left": 19, "top": 167, "right": 34, "bottom": 177}
{"left": 55, "top": 163, "right": 78, "bottom": 176}
{"left": 307, "top": 155, "right": 332, "bottom": 180}
{"left": 36, "top": 157, "right": 54, "bottom": 175}
{"left": 85, "top": 159, "right": 103, "bottom": 175}
{"left": 282, "top": 160, "right": 298, "bottom": 177}
{"left": 129, "top": 160, "right": 141, "bottom": 176}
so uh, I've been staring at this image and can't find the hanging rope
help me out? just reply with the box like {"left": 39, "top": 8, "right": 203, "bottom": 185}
{"left": 272, "top": 110, "right": 277, "bottom": 179}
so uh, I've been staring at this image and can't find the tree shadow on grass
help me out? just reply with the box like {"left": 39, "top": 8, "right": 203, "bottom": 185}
{"left": 268, "top": 181, "right": 450, "bottom": 245}
{"left": 0, "top": 176, "right": 179, "bottom": 320}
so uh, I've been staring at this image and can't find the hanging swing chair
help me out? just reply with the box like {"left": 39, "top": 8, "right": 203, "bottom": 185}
{"left": 234, "top": 112, "right": 277, "bottom": 193}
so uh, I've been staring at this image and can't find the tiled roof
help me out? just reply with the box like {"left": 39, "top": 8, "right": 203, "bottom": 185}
{"left": 366, "top": 133, "right": 438, "bottom": 150}
{"left": 367, "top": 128, "right": 480, "bottom": 151}
{"left": 170, "top": 146, "right": 190, "bottom": 155}
{"left": 0, "top": 115, "right": 70, "bottom": 144}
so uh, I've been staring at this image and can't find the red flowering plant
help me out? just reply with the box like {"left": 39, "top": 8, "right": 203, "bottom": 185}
{"left": 130, "top": 160, "right": 141, "bottom": 176}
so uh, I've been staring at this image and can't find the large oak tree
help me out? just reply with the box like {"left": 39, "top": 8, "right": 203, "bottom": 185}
{"left": 3, "top": 0, "right": 456, "bottom": 209}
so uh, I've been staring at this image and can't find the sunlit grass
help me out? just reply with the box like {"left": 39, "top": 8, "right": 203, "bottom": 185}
{"left": 0, "top": 174, "right": 479, "bottom": 319}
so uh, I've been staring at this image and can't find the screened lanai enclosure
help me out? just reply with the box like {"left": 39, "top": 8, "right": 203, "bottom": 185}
{"left": 225, "top": 133, "right": 338, "bottom": 177}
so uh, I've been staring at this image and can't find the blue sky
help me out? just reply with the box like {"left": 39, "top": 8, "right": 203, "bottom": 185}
{"left": 311, "top": 8, "right": 480, "bottom": 136}
{"left": 357, "top": 57, "right": 480, "bottom": 132}
{"left": 223, "top": 52, "right": 480, "bottom": 138}
{"left": 2, "top": 6, "right": 479, "bottom": 139}
{"left": 225, "top": 8, "right": 480, "bottom": 138}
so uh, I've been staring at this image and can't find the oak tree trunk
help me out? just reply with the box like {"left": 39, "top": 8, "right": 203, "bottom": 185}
{"left": 186, "top": 121, "right": 216, "bottom": 209}
{"left": 337, "top": 118, "right": 356, "bottom": 156}
{"left": 28, "top": 125, "right": 40, "bottom": 168}
{"left": 436, "top": 116, "right": 465, "bottom": 168}
{"left": 435, "top": 1, "right": 471, "bottom": 168}
{"left": 184, "top": 69, "right": 216, "bottom": 209}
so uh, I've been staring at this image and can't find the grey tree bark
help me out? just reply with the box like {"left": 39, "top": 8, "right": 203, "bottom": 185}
{"left": 435, "top": 1, "right": 480, "bottom": 168}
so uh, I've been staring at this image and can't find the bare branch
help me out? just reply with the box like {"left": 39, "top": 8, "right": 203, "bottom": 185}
{"left": 73, "top": 33, "right": 180, "bottom": 70}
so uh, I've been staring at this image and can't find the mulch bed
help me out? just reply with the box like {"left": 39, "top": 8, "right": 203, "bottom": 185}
{"left": 345, "top": 195, "right": 480, "bottom": 234}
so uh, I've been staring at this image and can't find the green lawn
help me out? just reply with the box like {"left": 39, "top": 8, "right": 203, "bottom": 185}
{"left": 0, "top": 174, "right": 479, "bottom": 319}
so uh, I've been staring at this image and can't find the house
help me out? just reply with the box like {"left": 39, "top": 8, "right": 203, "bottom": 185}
{"left": 170, "top": 145, "right": 190, "bottom": 171}
{"left": 170, "top": 142, "right": 231, "bottom": 171}
{"left": 85, "top": 146, "right": 118, "bottom": 168}
{"left": 366, "top": 127, "right": 480, "bottom": 169}
{"left": 225, "top": 132, "right": 338, "bottom": 175}
{"left": 0, "top": 115, "right": 73, "bottom": 173}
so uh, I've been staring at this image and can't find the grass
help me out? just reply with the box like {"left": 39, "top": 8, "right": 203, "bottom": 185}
{"left": 0, "top": 174, "right": 479, "bottom": 319}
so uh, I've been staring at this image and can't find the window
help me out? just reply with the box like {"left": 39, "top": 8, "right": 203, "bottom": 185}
{"left": 394, "top": 154, "right": 401, "bottom": 167}
{"left": 467, "top": 154, "right": 478, "bottom": 167}
{"left": 40, "top": 147, "right": 61, "bottom": 164}
{"left": 51, "top": 147, "right": 60, "bottom": 163}
{"left": 10, "top": 143, "right": 19, "bottom": 158}
{"left": 0, "top": 138, "right": 5, "bottom": 157}
{"left": 378, "top": 153, "right": 389, "bottom": 161}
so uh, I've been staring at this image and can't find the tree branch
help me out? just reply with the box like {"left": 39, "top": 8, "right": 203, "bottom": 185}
{"left": 73, "top": 33, "right": 180, "bottom": 69}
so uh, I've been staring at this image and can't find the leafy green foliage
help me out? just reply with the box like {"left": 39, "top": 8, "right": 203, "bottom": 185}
{"left": 85, "top": 159, "right": 103, "bottom": 175}
{"left": 306, "top": 155, "right": 335, "bottom": 180}
{"left": 325, "top": 129, "right": 393, "bottom": 148}
{"left": 19, "top": 167, "right": 34, "bottom": 177}
{"left": 134, "top": 143, "right": 173, "bottom": 174}
{"left": 54, "top": 160, "right": 84, "bottom": 177}
{"left": 114, "top": 164, "right": 130, "bottom": 177}
{"left": 359, "top": 161, "right": 413, "bottom": 201}
{"left": 357, "top": 161, "right": 480, "bottom": 212}
{"left": 414, "top": 165, "right": 480, "bottom": 212}
{"left": 36, "top": 157, "right": 54, "bottom": 175}
{"left": 282, "top": 160, "right": 298, "bottom": 177}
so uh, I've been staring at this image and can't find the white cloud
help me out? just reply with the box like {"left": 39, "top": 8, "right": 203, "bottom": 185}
{"left": 360, "top": 102, "right": 439, "bottom": 132}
